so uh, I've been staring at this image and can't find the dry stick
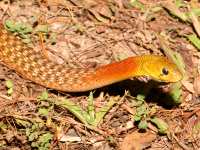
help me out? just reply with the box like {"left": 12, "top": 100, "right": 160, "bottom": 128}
{"left": 171, "top": 132, "right": 192, "bottom": 150}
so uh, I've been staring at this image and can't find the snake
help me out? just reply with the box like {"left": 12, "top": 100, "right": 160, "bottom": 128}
{"left": 0, "top": 23, "right": 183, "bottom": 92}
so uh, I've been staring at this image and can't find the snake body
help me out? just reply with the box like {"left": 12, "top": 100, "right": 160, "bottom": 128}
{"left": 0, "top": 24, "right": 183, "bottom": 92}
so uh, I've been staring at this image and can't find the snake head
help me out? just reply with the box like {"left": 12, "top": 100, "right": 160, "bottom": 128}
{"left": 141, "top": 56, "right": 183, "bottom": 83}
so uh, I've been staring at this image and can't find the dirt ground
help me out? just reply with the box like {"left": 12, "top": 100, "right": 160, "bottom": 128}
{"left": 0, "top": 0, "right": 199, "bottom": 150}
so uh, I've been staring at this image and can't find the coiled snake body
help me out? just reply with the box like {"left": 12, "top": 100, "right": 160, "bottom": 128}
{"left": 0, "top": 24, "right": 183, "bottom": 92}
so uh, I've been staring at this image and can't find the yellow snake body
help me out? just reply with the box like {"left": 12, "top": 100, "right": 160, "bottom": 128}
{"left": 0, "top": 24, "right": 182, "bottom": 92}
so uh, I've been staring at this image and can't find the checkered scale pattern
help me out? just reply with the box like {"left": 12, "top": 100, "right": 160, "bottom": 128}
{"left": 0, "top": 24, "right": 96, "bottom": 92}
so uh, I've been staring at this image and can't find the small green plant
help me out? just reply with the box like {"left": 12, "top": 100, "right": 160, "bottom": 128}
{"left": 133, "top": 99, "right": 149, "bottom": 130}
{"left": 132, "top": 92, "right": 169, "bottom": 134}
{"left": 26, "top": 122, "right": 53, "bottom": 150}
{"left": 133, "top": 103, "right": 169, "bottom": 133}
{"left": 0, "top": 121, "right": 8, "bottom": 131}
{"left": 151, "top": 117, "right": 169, "bottom": 134}
{"left": 13, "top": 116, "right": 52, "bottom": 150}
{"left": 129, "top": 0, "right": 145, "bottom": 11}
{"left": 4, "top": 20, "right": 50, "bottom": 44}
{"left": 5, "top": 80, "right": 14, "bottom": 96}
{"left": 162, "top": 1, "right": 200, "bottom": 49}
{"left": 38, "top": 91, "right": 49, "bottom": 101}
{"left": 5, "top": 20, "right": 33, "bottom": 43}
{"left": 133, "top": 91, "right": 150, "bottom": 130}
{"left": 37, "top": 91, "right": 53, "bottom": 116}
{"left": 55, "top": 92, "right": 119, "bottom": 127}
{"left": 31, "top": 132, "right": 53, "bottom": 150}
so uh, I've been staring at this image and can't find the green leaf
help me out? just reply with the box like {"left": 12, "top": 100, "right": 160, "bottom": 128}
{"left": 151, "top": 117, "right": 169, "bottom": 134}
{"left": 172, "top": 52, "right": 185, "bottom": 75}
{"left": 94, "top": 96, "right": 119, "bottom": 126}
{"left": 38, "top": 108, "right": 49, "bottom": 116}
{"left": 6, "top": 80, "right": 13, "bottom": 89}
{"left": 149, "top": 106, "right": 157, "bottom": 114}
{"left": 187, "top": 34, "right": 200, "bottom": 50}
{"left": 138, "top": 120, "right": 148, "bottom": 129}
{"left": 31, "top": 141, "right": 39, "bottom": 147}
{"left": 162, "top": 2, "right": 188, "bottom": 22}
{"left": 7, "top": 88, "right": 13, "bottom": 95}
{"left": 136, "top": 93, "right": 146, "bottom": 102}
{"left": 174, "top": 0, "right": 186, "bottom": 8}
{"left": 55, "top": 98, "right": 90, "bottom": 125}
{"left": 168, "top": 82, "right": 182, "bottom": 104}
{"left": 6, "top": 80, "right": 14, "bottom": 96}
{"left": 87, "top": 92, "right": 95, "bottom": 123}
{"left": 133, "top": 103, "right": 149, "bottom": 124}
{"left": 134, "top": 114, "right": 142, "bottom": 122}
{"left": 5, "top": 20, "right": 32, "bottom": 34}
{"left": 15, "top": 118, "right": 31, "bottom": 127}
{"left": 37, "top": 132, "right": 53, "bottom": 147}
{"left": 32, "top": 123, "right": 39, "bottom": 131}
{"left": 0, "top": 121, "right": 7, "bottom": 130}
{"left": 4, "top": 20, "right": 16, "bottom": 31}
{"left": 29, "top": 131, "right": 39, "bottom": 141}
{"left": 17, "top": 23, "right": 32, "bottom": 34}
{"left": 4, "top": 20, "right": 33, "bottom": 43}
{"left": 38, "top": 91, "right": 48, "bottom": 101}
{"left": 192, "top": 8, "right": 200, "bottom": 17}
{"left": 186, "top": 8, "right": 200, "bottom": 19}
{"left": 31, "top": 132, "right": 53, "bottom": 149}
{"left": 136, "top": 104, "right": 148, "bottom": 116}
{"left": 129, "top": 0, "right": 145, "bottom": 10}
{"left": 55, "top": 95, "right": 119, "bottom": 127}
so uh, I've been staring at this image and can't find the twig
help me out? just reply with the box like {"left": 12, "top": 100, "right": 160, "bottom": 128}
{"left": 171, "top": 132, "right": 192, "bottom": 150}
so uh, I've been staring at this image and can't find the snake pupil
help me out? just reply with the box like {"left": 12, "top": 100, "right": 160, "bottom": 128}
{"left": 162, "top": 67, "right": 169, "bottom": 75}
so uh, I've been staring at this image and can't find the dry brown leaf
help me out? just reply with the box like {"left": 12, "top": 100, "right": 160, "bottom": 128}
{"left": 70, "top": 0, "right": 115, "bottom": 22}
{"left": 182, "top": 80, "right": 195, "bottom": 93}
{"left": 120, "top": 131, "right": 156, "bottom": 150}
{"left": 0, "top": 1, "right": 9, "bottom": 12}
{"left": 194, "top": 75, "right": 200, "bottom": 96}
{"left": 184, "top": 93, "right": 193, "bottom": 102}
{"left": 40, "top": 0, "right": 70, "bottom": 6}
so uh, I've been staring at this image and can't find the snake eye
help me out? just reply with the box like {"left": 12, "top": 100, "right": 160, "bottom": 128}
{"left": 162, "top": 67, "right": 169, "bottom": 75}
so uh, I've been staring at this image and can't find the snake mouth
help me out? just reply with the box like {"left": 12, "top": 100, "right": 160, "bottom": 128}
{"left": 130, "top": 75, "right": 154, "bottom": 83}
{"left": 136, "top": 76, "right": 152, "bottom": 83}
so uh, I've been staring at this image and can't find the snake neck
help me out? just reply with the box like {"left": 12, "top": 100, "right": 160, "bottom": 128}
{"left": 81, "top": 57, "right": 141, "bottom": 89}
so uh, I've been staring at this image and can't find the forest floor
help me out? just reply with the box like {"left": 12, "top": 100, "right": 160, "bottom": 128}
{"left": 0, "top": 0, "right": 199, "bottom": 150}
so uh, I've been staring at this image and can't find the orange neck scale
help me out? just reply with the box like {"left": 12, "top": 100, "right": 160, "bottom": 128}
{"left": 0, "top": 23, "right": 183, "bottom": 92}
